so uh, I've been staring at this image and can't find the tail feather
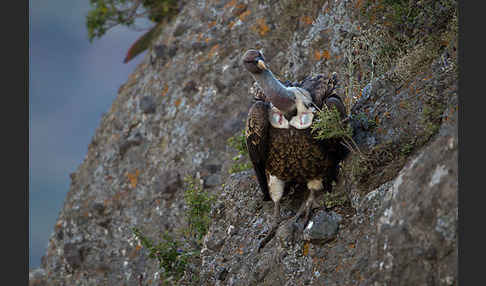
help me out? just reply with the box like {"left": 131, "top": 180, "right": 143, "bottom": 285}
{"left": 254, "top": 165, "right": 271, "bottom": 201}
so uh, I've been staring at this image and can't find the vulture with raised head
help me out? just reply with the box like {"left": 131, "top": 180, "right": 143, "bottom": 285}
{"left": 242, "top": 49, "right": 348, "bottom": 250}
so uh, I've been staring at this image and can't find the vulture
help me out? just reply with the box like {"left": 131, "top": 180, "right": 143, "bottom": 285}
{"left": 242, "top": 50, "right": 348, "bottom": 250}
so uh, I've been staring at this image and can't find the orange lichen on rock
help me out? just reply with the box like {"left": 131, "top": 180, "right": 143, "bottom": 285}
{"left": 161, "top": 83, "right": 169, "bottom": 96}
{"left": 322, "top": 50, "right": 330, "bottom": 60}
{"left": 207, "top": 21, "right": 217, "bottom": 29}
{"left": 127, "top": 169, "right": 140, "bottom": 188}
{"left": 314, "top": 50, "right": 330, "bottom": 61}
{"left": 55, "top": 220, "right": 63, "bottom": 230}
{"left": 239, "top": 9, "right": 251, "bottom": 21}
{"left": 208, "top": 44, "right": 220, "bottom": 59}
{"left": 235, "top": 3, "right": 247, "bottom": 11}
{"left": 252, "top": 18, "right": 270, "bottom": 36}
{"left": 301, "top": 15, "right": 313, "bottom": 25}
{"left": 409, "top": 85, "right": 416, "bottom": 94}
{"left": 303, "top": 242, "right": 310, "bottom": 256}
{"left": 197, "top": 33, "right": 204, "bottom": 42}
{"left": 224, "top": 0, "right": 237, "bottom": 9}
{"left": 324, "top": 4, "right": 330, "bottom": 13}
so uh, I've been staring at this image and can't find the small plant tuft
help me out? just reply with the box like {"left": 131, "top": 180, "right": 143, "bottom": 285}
{"left": 227, "top": 129, "right": 252, "bottom": 174}
{"left": 183, "top": 176, "right": 215, "bottom": 242}
{"left": 227, "top": 129, "right": 248, "bottom": 157}
{"left": 400, "top": 141, "right": 415, "bottom": 156}
{"left": 132, "top": 228, "right": 191, "bottom": 282}
{"left": 354, "top": 112, "right": 377, "bottom": 130}
{"left": 311, "top": 106, "right": 353, "bottom": 140}
{"left": 229, "top": 162, "right": 253, "bottom": 174}
{"left": 322, "top": 191, "right": 349, "bottom": 209}
{"left": 133, "top": 175, "right": 214, "bottom": 283}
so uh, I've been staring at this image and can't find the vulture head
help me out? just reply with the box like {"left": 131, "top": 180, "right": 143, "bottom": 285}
{"left": 242, "top": 49, "right": 267, "bottom": 74}
{"left": 242, "top": 49, "right": 299, "bottom": 114}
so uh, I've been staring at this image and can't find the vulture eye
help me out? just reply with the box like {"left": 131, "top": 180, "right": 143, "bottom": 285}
{"left": 244, "top": 58, "right": 258, "bottom": 64}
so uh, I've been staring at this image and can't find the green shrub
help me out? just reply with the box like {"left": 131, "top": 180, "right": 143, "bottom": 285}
{"left": 322, "top": 190, "right": 349, "bottom": 209}
{"left": 229, "top": 162, "right": 253, "bottom": 174}
{"left": 183, "top": 176, "right": 215, "bottom": 242}
{"left": 133, "top": 175, "right": 214, "bottom": 283}
{"left": 311, "top": 106, "right": 353, "bottom": 140}
{"left": 227, "top": 129, "right": 252, "bottom": 174}
{"left": 227, "top": 129, "right": 248, "bottom": 157}
{"left": 132, "top": 228, "right": 191, "bottom": 281}
{"left": 352, "top": 0, "right": 457, "bottom": 86}
{"left": 86, "top": 0, "right": 179, "bottom": 42}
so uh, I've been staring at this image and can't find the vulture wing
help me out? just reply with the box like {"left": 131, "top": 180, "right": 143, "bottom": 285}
{"left": 324, "top": 96, "right": 347, "bottom": 119}
{"left": 300, "top": 72, "right": 349, "bottom": 189}
{"left": 299, "top": 72, "right": 340, "bottom": 110}
{"left": 321, "top": 86, "right": 349, "bottom": 188}
{"left": 245, "top": 100, "right": 271, "bottom": 201}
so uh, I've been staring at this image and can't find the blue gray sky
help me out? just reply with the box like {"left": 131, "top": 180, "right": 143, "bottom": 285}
{"left": 29, "top": 0, "right": 148, "bottom": 269}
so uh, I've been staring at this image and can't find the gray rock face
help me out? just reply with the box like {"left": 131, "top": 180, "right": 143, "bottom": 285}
{"left": 303, "top": 210, "right": 341, "bottom": 243}
{"left": 29, "top": 268, "right": 47, "bottom": 286}
{"left": 198, "top": 109, "right": 457, "bottom": 286}
{"left": 30, "top": 0, "right": 457, "bottom": 285}
{"left": 139, "top": 96, "right": 156, "bottom": 114}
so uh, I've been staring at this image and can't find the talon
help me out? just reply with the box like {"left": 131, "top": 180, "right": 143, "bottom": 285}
{"left": 258, "top": 223, "right": 278, "bottom": 252}
{"left": 290, "top": 207, "right": 313, "bottom": 231}
{"left": 257, "top": 214, "right": 294, "bottom": 252}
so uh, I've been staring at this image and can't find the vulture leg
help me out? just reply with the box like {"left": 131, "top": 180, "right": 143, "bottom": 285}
{"left": 258, "top": 174, "right": 287, "bottom": 251}
{"left": 292, "top": 179, "right": 322, "bottom": 230}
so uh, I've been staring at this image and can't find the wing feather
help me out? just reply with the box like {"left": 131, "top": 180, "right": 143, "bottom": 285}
{"left": 245, "top": 101, "right": 271, "bottom": 201}
{"left": 299, "top": 72, "right": 340, "bottom": 109}
{"left": 321, "top": 93, "right": 349, "bottom": 186}
{"left": 324, "top": 96, "right": 347, "bottom": 119}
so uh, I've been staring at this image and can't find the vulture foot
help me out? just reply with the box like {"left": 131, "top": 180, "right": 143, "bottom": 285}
{"left": 257, "top": 214, "right": 293, "bottom": 252}
{"left": 291, "top": 199, "right": 319, "bottom": 232}
{"left": 291, "top": 186, "right": 320, "bottom": 233}
{"left": 258, "top": 187, "right": 320, "bottom": 251}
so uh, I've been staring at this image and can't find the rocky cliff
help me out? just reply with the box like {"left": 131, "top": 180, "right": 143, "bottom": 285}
{"left": 30, "top": 0, "right": 458, "bottom": 285}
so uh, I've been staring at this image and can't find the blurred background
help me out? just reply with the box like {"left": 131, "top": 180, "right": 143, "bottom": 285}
{"left": 29, "top": 0, "right": 147, "bottom": 269}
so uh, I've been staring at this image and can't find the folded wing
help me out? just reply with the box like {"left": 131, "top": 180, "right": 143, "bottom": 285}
{"left": 245, "top": 100, "right": 271, "bottom": 201}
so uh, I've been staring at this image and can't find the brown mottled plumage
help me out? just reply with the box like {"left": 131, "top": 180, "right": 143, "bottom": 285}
{"left": 266, "top": 127, "right": 336, "bottom": 183}
{"left": 242, "top": 50, "right": 348, "bottom": 250}
{"left": 245, "top": 100, "right": 271, "bottom": 201}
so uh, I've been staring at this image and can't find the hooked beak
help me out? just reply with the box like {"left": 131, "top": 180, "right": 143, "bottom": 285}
{"left": 257, "top": 59, "right": 267, "bottom": 70}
